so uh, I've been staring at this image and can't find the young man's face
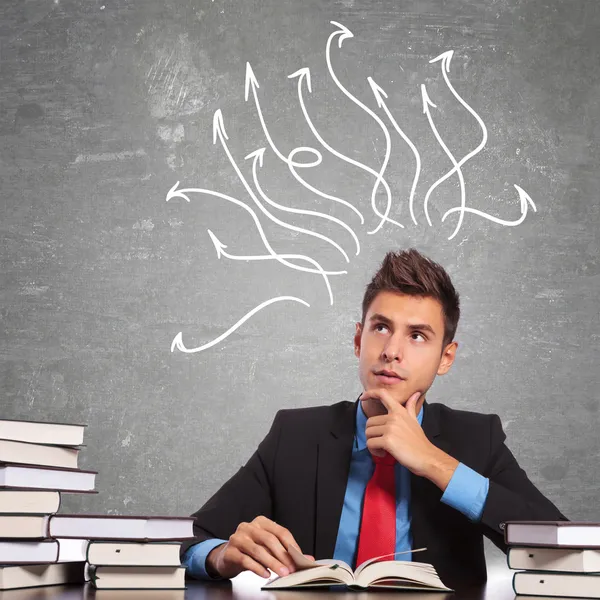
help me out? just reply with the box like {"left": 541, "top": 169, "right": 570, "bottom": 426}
{"left": 354, "top": 291, "right": 457, "bottom": 408}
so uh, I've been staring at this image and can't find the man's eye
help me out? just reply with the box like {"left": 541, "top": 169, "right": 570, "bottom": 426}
{"left": 412, "top": 332, "right": 426, "bottom": 342}
{"left": 374, "top": 324, "right": 389, "bottom": 333}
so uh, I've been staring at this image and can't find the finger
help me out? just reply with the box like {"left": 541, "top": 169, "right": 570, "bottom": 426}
{"left": 304, "top": 555, "right": 315, "bottom": 561}
{"left": 225, "top": 546, "right": 271, "bottom": 579}
{"left": 236, "top": 537, "right": 291, "bottom": 577}
{"left": 261, "top": 519, "right": 302, "bottom": 554}
{"left": 406, "top": 392, "right": 421, "bottom": 419}
{"left": 361, "top": 389, "right": 398, "bottom": 414}
{"left": 252, "top": 528, "right": 296, "bottom": 573}
{"left": 364, "top": 424, "right": 386, "bottom": 439}
{"left": 365, "top": 415, "right": 388, "bottom": 428}
{"left": 366, "top": 437, "right": 387, "bottom": 458}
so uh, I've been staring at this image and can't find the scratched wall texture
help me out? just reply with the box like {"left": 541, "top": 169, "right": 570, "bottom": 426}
{"left": 1, "top": 0, "right": 599, "bottom": 575}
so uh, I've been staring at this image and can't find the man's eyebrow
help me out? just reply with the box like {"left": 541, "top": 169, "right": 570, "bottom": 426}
{"left": 407, "top": 323, "right": 436, "bottom": 336}
{"left": 369, "top": 313, "right": 394, "bottom": 326}
{"left": 369, "top": 314, "right": 437, "bottom": 336}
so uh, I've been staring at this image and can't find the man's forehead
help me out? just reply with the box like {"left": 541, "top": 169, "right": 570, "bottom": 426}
{"left": 366, "top": 292, "right": 444, "bottom": 328}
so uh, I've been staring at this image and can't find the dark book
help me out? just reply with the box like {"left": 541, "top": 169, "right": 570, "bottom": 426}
{"left": 505, "top": 521, "right": 600, "bottom": 548}
{"left": 507, "top": 546, "right": 600, "bottom": 572}
{"left": 0, "top": 463, "right": 97, "bottom": 493}
{"left": 0, "top": 562, "right": 85, "bottom": 591}
{"left": 513, "top": 571, "right": 600, "bottom": 598}
{"left": 0, "top": 419, "right": 85, "bottom": 447}
{"left": 88, "top": 566, "right": 185, "bottom": 589}
{"left": 48, "top": 515, "right": 194, "bottom": 541}
{"left": 87, "top": 541, "right": 181, "bottom": 566}
{"left": 0, "top": 439, "right": 80, "bottom": 470}
{"left": 0, "top": 539, "right": 88, "bottom": 564}
{"left": 0, "top": 489, "right": 61, "bottom": 514}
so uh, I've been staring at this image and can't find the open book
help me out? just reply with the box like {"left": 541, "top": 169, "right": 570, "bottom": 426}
{"left": 262, "top": 547, "right": 452, "bottom": 591}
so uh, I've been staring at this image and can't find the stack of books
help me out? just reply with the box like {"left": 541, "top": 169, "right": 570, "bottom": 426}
{"left": 0, "top": 418, "right": 195, "bottom": 592}
{"left": 0, "top": 417, "right": 93, "bottom": 591}
{"left": 506, "top": 520, "right": 600, "bottom": 599}
{"left": 68, "top": 515, "right": 191, "bottom": 590}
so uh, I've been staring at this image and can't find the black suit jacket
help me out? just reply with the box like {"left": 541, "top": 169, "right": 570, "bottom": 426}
{"left": 183, "top": 400, "right": 567, "bottom": 586}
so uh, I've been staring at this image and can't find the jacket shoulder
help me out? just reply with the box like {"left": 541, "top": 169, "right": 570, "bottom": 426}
{"left": 428, "top": 401, "right": 498, "bottom": 426}
{"left": 274, "top": 400, "right": 354, "bottom": 428}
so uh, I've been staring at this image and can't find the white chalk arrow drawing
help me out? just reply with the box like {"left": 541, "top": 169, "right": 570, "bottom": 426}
{"left": 246, "top": 147, "right": 360, "bottom": 258}
{"left": 166, "top": 180, "right": 344, "bottom": 307}
{"left": 245, "top": 63, "right": 364, "bottom": 223}
{"left": 442, "top": 184, "right": 537, "bottom": 226}
{"left": 326, "top": 21, "right": 403, "bottom": 234}
{"left": 168, "top": 33, "right": 539, "bottom": 356}
{"left": 288, "top": 65, "right": 395, "bottom": 234}
{"left": 424, "top": 50, "right": 488, "bottom": 234}
{"left": 421, "top": 84, "right": 467, "bottom": 242}
{"left": 170, "top": 296, "right": 310, "bottom": 354}
{"left": 212, "top": 108, "right": 344, "bottom": 304}
{"left": 367, "top": 76, "right": 422, "bottom": 226}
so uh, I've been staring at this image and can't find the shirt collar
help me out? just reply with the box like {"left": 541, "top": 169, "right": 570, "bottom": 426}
{"left": 355, "top": 398, "right": 424, "bottom": 452}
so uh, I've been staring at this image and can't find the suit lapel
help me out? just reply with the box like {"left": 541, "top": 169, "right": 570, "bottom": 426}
{"left": 314, "top": 400, "right": 356, "bottom": 559}
{"left": 411, "top": 401, "right": 450, "bottom": 556}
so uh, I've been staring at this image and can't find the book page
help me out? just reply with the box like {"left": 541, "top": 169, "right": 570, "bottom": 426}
{"left": 287, "top": 545, "right": 352, "bottom": 574}
{"left": 356, "top": 561, "right": 451, "bottom": 590}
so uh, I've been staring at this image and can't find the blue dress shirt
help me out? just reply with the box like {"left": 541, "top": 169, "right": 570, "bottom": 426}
{"left": 184, "top": 402, "right": 490, "bottom": 579}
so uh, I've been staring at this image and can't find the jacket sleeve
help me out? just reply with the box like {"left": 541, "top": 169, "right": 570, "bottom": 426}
{"left": 479, "top": 414, "right": 568, "bottom": 553}
{"left": 180, "top": 410, "right": 284, "bottom": 557}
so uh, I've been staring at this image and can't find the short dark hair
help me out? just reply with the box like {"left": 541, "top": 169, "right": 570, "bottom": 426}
{"left": 361, "top": 248, "right": 460, "bottom": 347}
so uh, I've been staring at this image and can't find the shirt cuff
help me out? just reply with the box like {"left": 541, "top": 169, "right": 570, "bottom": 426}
{"left": 182, "top": 539, "right": 228, "bottom": 580}
{"left": 440, "top": 462, "right": 490, "bottom": 522}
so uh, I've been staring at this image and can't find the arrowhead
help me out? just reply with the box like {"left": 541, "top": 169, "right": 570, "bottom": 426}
{"left": 165, "top": 181, "right": 190, "bottom": 203}
{"left": 244, "top": 147, "right": 266, "bottom": 168}
{"left": 212, "top": 109, "right": 228, "bottom": 144}
{"left": 430, "top": 50, "right": 454, "bottom": 73}
{"left": 288, "top": 67, "right": 312, "bottom": 93}
{"left": 514, "top": 184, "right": 537, "bottom": 214}
{"left": 245, "top": 62, "right": 260, "bottom": 102}
{"left": 170, "top": 332, "right": 185, "bottom": 353}
{"left": 330, "top": 20, "right": 354, "bottom": 47}
{"left": 367, "top": 76, "right": 388, "bottom": 108}
{"left": 420, "top": 84, "right": 437, "bottom": 113}
{"left": 207, "top": 229, "right": 227, "bottom": 258}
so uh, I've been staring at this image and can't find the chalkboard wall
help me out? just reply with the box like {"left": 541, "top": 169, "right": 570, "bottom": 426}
{"left": 2, "top": 0, "right": 599, "bottom": 574}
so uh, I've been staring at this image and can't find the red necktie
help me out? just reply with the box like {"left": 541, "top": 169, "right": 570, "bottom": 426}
{"left": 355, "top": 452, "right": 396, "bottom": 567}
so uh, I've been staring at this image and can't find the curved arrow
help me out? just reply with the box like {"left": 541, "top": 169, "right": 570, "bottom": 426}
{"left": 167, "top": 181, "right": 335, "bottom": 305}
{"left": 367, "top": 76, "right": 421, "bottom": 226}
{"left": 326, "top": 21, "right": 403, "bottom": 234}
{"left": 424, "top": 50, "right": 488, "bottom": 233}
{"left": 171, "top": 296, "right": 310, "bottom": 354}
{"left": 442, "top": 184, "right": 536, "bottom": 226}
{"left": 207, "top": 229, "right": 348, "bottom": 274}
{"left": 245, "top": 63, "right": 362, "bottom": 222}
{"left": 421, "top": 84, "right": 467, "bottom": 241}
{"left": 247, "top": 148, "right": 360, "bottom": 258}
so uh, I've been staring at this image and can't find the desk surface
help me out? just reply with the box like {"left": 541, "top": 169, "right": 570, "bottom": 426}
{"left": 0, "top": 579, "right": 517, "bottom": 600}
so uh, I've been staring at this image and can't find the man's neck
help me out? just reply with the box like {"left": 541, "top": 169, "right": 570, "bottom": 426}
{"left": 360, "top": 394, "right": 426, "bottom": 419}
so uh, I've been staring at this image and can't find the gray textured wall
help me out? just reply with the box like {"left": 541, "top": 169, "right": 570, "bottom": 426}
{"left": 2, "top": 0, "right": 599, "bottom": 574}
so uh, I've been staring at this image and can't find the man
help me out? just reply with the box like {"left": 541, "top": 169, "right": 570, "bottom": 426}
{"left": 182, "top": 248, "right": 566, "bottom": 587}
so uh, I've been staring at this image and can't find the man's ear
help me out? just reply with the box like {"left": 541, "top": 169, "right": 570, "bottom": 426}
{"left": 354, "top": 322, "right": 363, "bottom": 358}
{"left": 437, "top": 341, "right": 458, "bottom": 376}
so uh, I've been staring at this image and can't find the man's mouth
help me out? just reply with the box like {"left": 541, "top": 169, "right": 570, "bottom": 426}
{"left": 374, "top": 369, "right": 405, "bottom": 383}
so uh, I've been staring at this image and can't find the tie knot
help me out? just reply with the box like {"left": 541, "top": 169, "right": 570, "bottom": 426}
{"left": 373, "top": 451, "right": 396, "bottom": 466}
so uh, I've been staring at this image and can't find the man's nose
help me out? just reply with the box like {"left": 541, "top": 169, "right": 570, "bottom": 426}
{"left": 382, "top": 337, "right": 404, "bottom": 362}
